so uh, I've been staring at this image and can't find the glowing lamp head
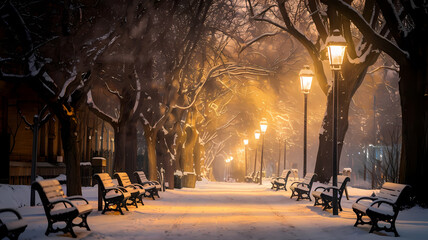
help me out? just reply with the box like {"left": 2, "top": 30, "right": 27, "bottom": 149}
{"left": 260, "top": 118, "right": 268, "bottom": 133}
{"left": 299, "top": 65, "right": 314, "bottom": 94}
{"left": 243, "top": 139, "right": 249, "bottom": 145}
{"left": 254, "top": 130, "right": 261, "bottom": 140}
{"left": 325, "top": 29, "right": 347, "bottom": 70}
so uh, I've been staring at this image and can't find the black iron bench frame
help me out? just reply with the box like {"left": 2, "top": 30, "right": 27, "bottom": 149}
{"left": 312, "top": 175, "right": 350, "bottom": 211}
{"left": 0, "top": 208, "right": 27, "bottom": 240}
{"left": 352, "top": 182, "right": 411, "bottom": 237}
{"left": 32, "top": 180, "right": 92, "bottom": 238}
{"left": 134, "top": 171, "right": 161, "bottom": 199}
{"left": 271, "top": 170, "right": 291, "bottom": 191}
{"left": 93, "top": 173, "right": 131, "bottom": 215}
{"left": 114, "top": 172, "right": 147, "bottom": 205}
{"left": 290, "top": 173, "right": 316, "bottom": 201}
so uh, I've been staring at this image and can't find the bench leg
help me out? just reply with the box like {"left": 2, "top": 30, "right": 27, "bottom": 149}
{"left": 67, "top": 220, "right": 77, "bottom": 238}
{"left": 353, "top": 209, "right": 371, "bottom": 226}
{"left": 45, "top": 220, "right": 54, "bottom": 236}
{"left": 139, "top": 195, "right": 145, "bottom": 206}
{"left": 290, "top": 190, "right": 296, "bottom": 199}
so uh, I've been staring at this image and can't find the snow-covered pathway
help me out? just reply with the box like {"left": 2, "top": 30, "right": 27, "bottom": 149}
{"left": 2, "top": 180, "right": 428, "bottom": 239}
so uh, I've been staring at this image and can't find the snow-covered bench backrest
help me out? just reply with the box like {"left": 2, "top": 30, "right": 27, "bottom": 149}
{"left": 302, "top": 173, "right": 315, "bottom": 184}
{"left": 115, "top": 172, "right": 132, "bottom": 186}
{"left": 95, "top": 173, "right": 116, "bottom": 190}
{"left": 376, "top": 182, "right": 410, "bottom": 204}
{"left": 280, "top": 170, "right": 290, "bottom": 178}
{"left": 135, "top": 171, "right": 150, "bottom": 182}
{"left": 34, "top": 179, "right": 66, "bottom": 203}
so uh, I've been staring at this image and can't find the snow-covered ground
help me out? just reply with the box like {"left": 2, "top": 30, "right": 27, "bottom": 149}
{"left": 1, "top": 179, "right": 427, "bottom": 240}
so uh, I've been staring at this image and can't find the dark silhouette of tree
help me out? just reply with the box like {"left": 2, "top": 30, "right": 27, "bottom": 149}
{"left": 325, "top": 0, "right": 428, "bottom": 206}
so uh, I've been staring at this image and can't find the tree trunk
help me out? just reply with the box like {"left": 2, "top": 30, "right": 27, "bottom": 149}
{"left": 145, "top": 129, "right": 158, "bottom": 181}
{"left": 193, "top": 134, "right": 202, "bottom": 177}
{"left": 183, "top": 125, "right": 198, "bottom": 172}
{"left": 125, "top": 120, "right": 138, "bottom": 181}
{"left": 113, "top": 124, "right": 126, "bottom": 172}
{"left": 61, "top": 119, "right": 82, "bottom": 196}
{"left": 399, "top": 59, "right": 428, "bottom": 206}
{"left": 314, "top": 63, "right": 369, "bottom": 182}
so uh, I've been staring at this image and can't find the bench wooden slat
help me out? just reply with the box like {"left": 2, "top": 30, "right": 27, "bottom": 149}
{"left": 32, "top": 180, "right": 92, "bottom": 237}
{"left": 352, "top": 182, "right": 411, "bottom": 237}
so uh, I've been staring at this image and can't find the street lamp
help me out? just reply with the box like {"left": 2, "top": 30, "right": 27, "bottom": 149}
{"left": 254, "top": 130, "right": 261, "bottom": 182}
{"left": 326, "top": 29, "right": 347, "bottom": 216}
{"left": 300, "top": 65, "right": 314, "bottom": 177}
{"left": 259, "top": 118, "right": 268, "bottom": 185}
{"left": 243, "top": 139, "right": 249, "bottom": 177}
{"left": 225, "top": 157, "right": 233, "bottom": 181}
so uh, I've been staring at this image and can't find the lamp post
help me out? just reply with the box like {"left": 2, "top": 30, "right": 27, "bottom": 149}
{"left": 259, "top": 118, "right": 268, "bottom": 185}
{"left": 244, "top": 139, "right": 249, "bottom": 177}
{"left": 225, "top": 157, "right": 233, "bottom": 181}
{"left": 254, "top": 130, "right": 260, "bottom": 182}
{"left": 326, "top": 29, "right": 347, "bottom": 216}
{"left": 300, "top": 65, "right": 314, "bottom": 177}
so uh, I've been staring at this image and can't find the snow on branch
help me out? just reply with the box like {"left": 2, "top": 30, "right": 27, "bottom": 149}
{"left": 173, "top": 63, "right": 271, "bottom": 110}
{"left": 239, "top": 31, "right": 281, "bottom": 54}
{"left": 132, "top": 69, "right": 141, "bottom": 114}
{"left": 105, "top": 82, "right": 123, "bottom": 99}
{"left": 86, "top": 90, "right": 118, "bottom": 125}
{"left": 368, "top": 65, "right": 400, "bottom": 74}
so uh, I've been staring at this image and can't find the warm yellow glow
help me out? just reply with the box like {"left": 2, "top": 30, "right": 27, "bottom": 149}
{"left": 243, "top": 139, "right": 249, "bottom": 145}
{"left": 260, "top": 118, "right": 268, "bottom": 133}
{"left": 299, "top": 65, "right": 313, "bottom": 94}
{"left": 325, "top": 29, "right": 347, "bottom": 70}
{"left": 327, "top": 45, "right": 346, "bottom": 69}
{"left": 254, "top": 130, "right": 261, "bottom": 140}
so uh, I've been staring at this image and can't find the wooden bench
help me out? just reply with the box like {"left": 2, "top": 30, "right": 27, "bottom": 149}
{"left": 290, "top": 173, "right": 316, "bottom": 201}
{"left": 253, "top": 171, "right": 260, "bottom": 183}
{"left": 271, "top": 170, "right": 291, "bottom": 191}
{"left": 312, "top": 175, "right": 350, "bottom": 211}
{"left": 93, "top": 173, "right": 131, "bottom": 215}
{"left": 0, "top": 208, "right": 27, "bottom": 240}
{"left": 32, "top": 179, "right": 92, "bottom": 238}
{"left": 114, "top": 172, "right": 147, "bottom": 204}
{"left": 352, "top": 182, "right": 412, "bottom": 237}
{"left": 244, "top": 172, "right": 255, "bottom": 183}
{"left": 134, "top": 171, "right": 161, "bottom": 199}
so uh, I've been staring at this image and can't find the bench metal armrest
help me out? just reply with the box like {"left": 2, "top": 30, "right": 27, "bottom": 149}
{"left": 314, "top": 186, "right": 326, "bottom": 192}
{"left": 355, "top": 196, "right": 377, "bottom": 203}
{"left": 105, "top": 186, "right": 125, "bottom": 195}
{"left": 141, "top": 181, "right": 155, "bottom": 186}
{"left": 0, "top": 208, "right": 23, "bottom": 220}
{"left": 324, "top": 186, "right": 340, "bottom": 192}
{"left": 152, "top": 180, "right": 161, "bottom": 185}
{"left": 124, "top": 184, "right": 137, "bottom": 189}
{"left": 371, "top": 199, "right": 396, "bottom": 208}
{"left": 50, "top": 199, "right": 75, "bottom": 208}
{"left": 290, "top": 181, "right": 301, "bottom": 187}
{"left": 117, "top": 186, "right": 129, "bottom": 192}
{"left": 132, "top": 183, "right": 145, "bottom": 189}
{"left": 66, "top": 196, "right": 89, "bottom": 204}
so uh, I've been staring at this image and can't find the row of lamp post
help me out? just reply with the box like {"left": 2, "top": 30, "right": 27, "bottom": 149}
{"left": 298, "top": 29, "right": 346, "bottom": 216}
{"left": 225, "top": 156, "right": 233, "bottom": 181}
{"left": 241, "top": 118, "right": 268, "bottom": 185}
{"left": 238, "top": 30, "right": 346, "bottom": 216}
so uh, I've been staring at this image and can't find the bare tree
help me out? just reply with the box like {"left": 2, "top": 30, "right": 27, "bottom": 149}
{"left": 245, "top": 0, "right": 384, "bottom": 181}
{"left": 325, "top": 0, "right": 428, "bottom": 207}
